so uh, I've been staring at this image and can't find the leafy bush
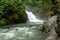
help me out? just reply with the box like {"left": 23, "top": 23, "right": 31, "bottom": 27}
{"left": 0, "top": 0, "right": 28, "bottom": 26}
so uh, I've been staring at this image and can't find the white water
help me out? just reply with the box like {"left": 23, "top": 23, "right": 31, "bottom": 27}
{"left": 0, "top": 27, "right": 45, "bottom": 40}
{"left": 26, "top": 10, "right": 44, "bottom": 24}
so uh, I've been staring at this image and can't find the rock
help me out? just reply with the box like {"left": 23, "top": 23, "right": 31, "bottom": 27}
{"left": 44, "top": 15, "right": 58, "bottom": 34}
{"left": 55, "top": 15, "right": 60, "bottom": 36}
{"left": 38, "top": 15, "right": 58, "bottom": 40}
{"left": 45, "top": 28, "right": 57, "bottom": 40}
{"left": 37, "top": 24, "right": 45, "bottom": 31}
{"left": 56, "top": 36, "right": 60, "bottom": 40}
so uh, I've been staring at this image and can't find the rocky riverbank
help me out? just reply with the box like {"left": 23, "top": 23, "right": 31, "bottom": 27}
{"left": 37, "top": 15, "right": 60, "bottom": 40}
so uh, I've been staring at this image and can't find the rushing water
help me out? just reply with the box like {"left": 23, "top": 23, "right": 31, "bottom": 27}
{"left": 0, "top": 10, "right": 45, "bottom": 40}
{"left": 0, "top": 26, "right": 45, "bottom": 40}
{"left": 26, "top": 10, "right": 44, "bottom": 24}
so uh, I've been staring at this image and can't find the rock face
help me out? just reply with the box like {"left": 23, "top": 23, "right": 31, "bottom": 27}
{"left": 44, "top": 15, "right": 58, "bottom": 34}
{"left": 55, "top": 15, "right": 60, "bottom": 36}
{"left": 37, "top": 15, "right": 58, "bottom": 40}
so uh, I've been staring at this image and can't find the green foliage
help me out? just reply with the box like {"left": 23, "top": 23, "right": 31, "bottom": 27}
{"left": 25, "top": 0, "right": 52, "bottom": 19}
{"left": 0, "top": 18, "right": 6, "bottom": 26}
{"left": 57, "top": 0, "right": 60, "bottom": 2}
{"left": 57, "top": 2, "right": 60, "bottom": 12}
{"left": 25, "top": 0, "right": 43, "bottom": 7}
{"left": 44, "top": 0, "right": 51, "bottom": 8}
{"left": 0, "top": 0, "right": 28, "bottom": 26}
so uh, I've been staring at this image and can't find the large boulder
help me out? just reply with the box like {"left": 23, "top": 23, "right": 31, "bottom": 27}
{"left": 37, "top": 15, "right": 58, "bottom": 40}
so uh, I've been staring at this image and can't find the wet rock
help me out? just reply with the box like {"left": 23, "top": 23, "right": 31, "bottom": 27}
{"left": 38, "top": 15, "right": 58, "bottom": 40}
{"left": 45, "top": 28, "right": 57, "bottom": 40}
{"left": 37, "top": 24, "right": 45, "bottom": 31}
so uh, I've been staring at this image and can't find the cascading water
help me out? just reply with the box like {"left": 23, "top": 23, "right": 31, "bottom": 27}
{"left": 0, "top": 7, "right": 45, "bottom": 40}
{"left": 26, "top": 10, "right": 44, "bottom": 24}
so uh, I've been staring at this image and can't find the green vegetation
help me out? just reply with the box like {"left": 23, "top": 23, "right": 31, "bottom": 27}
{"left": 0, "top": 0, "right": 28, "bottom": 26}
{"left": 0, "top": 0, "right": 60, "bottom": 27}
{"left": 25, "top": 0, "right": 52, "bottom": 19}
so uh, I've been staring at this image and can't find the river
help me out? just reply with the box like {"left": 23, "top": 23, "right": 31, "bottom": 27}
{"left": 0, "top": 10, "right": 45, "bottom": 40}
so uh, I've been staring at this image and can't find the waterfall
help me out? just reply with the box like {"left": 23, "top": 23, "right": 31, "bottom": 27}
{"left": 26, "top": 10, "right": 44, "bottom": 24}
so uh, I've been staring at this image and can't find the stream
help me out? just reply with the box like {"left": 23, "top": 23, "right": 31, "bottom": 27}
{"left": 0, "top": 10, "right": 45, "bottom": 40}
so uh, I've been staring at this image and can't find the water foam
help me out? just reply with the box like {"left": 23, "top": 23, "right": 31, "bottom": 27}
{"left": 26, "top": 10, "right": 44, "bottom": 24}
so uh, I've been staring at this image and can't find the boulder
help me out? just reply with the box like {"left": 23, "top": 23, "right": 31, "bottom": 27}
{"left": 37, "top": 15, "right": 58, "bottom": 40}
